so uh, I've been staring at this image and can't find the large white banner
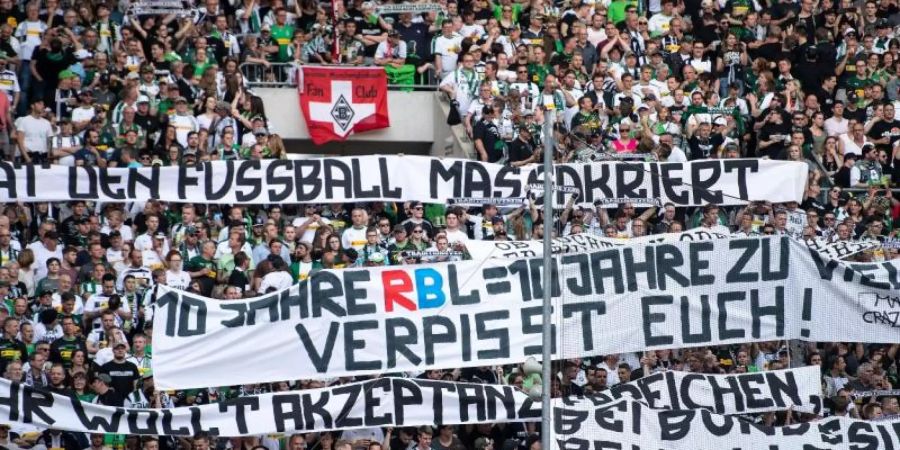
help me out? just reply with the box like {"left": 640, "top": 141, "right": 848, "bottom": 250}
{"left": 464, "top": 230, "right": 726, "bottom": 261}
{"left": 0, "top": 378, "right": 539, "bottom": 436}
{"left": 464, "top": 231, "right": 876, "bottom": 262}
{"left": 552, "top": 398, "right": 900, "bottom": 450}
{"left": 152, "top": 236, "right": 900, "bottom": 390}
{"left": 0, "top": 157, "right": 806, "bottom": 206}
{"left": 565, "top": 366, "right": 823, "bottom": 416}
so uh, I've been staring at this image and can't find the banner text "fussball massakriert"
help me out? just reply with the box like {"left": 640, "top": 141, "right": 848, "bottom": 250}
{"left": 0, "top": 157, "right": 806, "bottom": 206}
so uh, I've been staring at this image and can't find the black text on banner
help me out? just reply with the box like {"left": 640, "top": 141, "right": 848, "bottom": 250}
{"left": 558, "top": 366, "right": 823, "bottom": 416}
{"left": 151, "top": 237, "right": 900, "bottom": 390}
{"left": 0, "top": 157, "right": 806, "bottom": 206}
{"left": 0, "top": 378, "right": 539, "bottom": 436}
{"left": 551, "top": 398, "right": 900, "bottom": 450}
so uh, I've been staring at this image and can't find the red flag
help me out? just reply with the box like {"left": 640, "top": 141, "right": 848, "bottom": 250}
{"left": 298, "top": 66, "right": 390, "bottom": 145}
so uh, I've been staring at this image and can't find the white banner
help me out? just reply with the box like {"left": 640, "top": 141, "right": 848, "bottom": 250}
{"left": 151, "top": 236, "right": 900, "bottom": 390}
{"left": 375, "top": 3, "right": 444, "bottom": 13}
{"left": 464, "top": 230, "right": 727, "bottom": 261}
{"left": 0, "top": 158, "right": 806, "bottom": 206}
{"left": 552, "top": 397, "right": 900, "bottom": 450}
{"left": 465, "top": 231, "right": 875, "bottom": 262}
{"left": 563, "top": 366, "right": 823, "bottom": 416}
{"left": 805, "top": 238, "right": 881, "bottom": 260}
{"left": 0, "top": 378, "right": 538, "bottom": 436}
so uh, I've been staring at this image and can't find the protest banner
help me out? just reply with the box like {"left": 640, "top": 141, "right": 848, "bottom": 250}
{"left": 551, "top": 397, "right": 900, "bottom": 450}
{"left": 561, "top": 367, "right": 823, "bottom": 416}
{"left": 465, "top": 231, "right": 871, "bottom": 261}
{"left": 464, "top": 230, "right": 726, "bottom": 261}
{"left": 152, "top": 236, "right": 900, "bottom": 390}
{"left": 805, "top": 238, "right": 881, "bottom": 261}
{"left": 0, "top": 157, "right": 806, "bottom": 207}
{"left": 0, "top": 378, "right": 539, "bottom": 436}
{"left": 375, "top": 3, "right": 444, "bottom": 13}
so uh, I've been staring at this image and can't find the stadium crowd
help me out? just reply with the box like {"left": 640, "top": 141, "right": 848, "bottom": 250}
{"left": 0, "top": 0, "right": 897, "bottom": 447}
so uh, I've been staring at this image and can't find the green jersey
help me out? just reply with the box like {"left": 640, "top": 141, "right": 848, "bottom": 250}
{"left": 271, "top": 24, "right": 295, "bottom": 62}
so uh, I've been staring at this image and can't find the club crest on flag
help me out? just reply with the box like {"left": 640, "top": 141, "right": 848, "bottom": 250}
{"left": 298, "top": 67, "right": 390, "bottom": 145}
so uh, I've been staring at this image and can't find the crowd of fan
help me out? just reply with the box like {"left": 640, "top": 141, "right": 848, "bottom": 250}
{"left": 0, "top": 0, "right": 897, "bottom": 447}
{"left": 0, "top": 193, "right": 894, "bottom": 450}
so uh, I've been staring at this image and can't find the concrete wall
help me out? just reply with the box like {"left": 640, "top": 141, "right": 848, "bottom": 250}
{"left": 257, "top": 88, "right": 436, "bottom": 143}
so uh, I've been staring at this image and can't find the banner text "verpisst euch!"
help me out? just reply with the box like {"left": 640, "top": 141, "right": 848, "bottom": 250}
{"left": 0, "top": 157, "right": 807, "bottom": 206}
{"left": 151, "top": 236, "right": 900, "bottom": 390}
{"left": 0, "top": 369, "right": 820, "bottom": 436}
{"left": 552, "top": 397, "right": 900, "bottom": 450}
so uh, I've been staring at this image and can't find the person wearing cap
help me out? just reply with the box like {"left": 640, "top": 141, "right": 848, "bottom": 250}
{"left": 90, "top": 371, "right": 126, "bottom": 406}
{"left": 850, "top": 142, "right": 885, "bottom": 187}
{"left": 98, "top": 336, "right": 140, "bottom": 397}
{"left": 51, "top": 70, "right": 80, "bottom": 120}
{"left": 507, "top": 123, "right": 538, "bottom": 167}
{"left": 386, "top": 224, "right": 415, "bottom": 264}
{"left": 137, "top": 63, "right": 160, "bottom": 98}
{"left": 374, "top": 29, "right": 415, "bottom": 86}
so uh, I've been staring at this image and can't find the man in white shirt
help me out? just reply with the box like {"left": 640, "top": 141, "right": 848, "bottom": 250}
{"left": 824, "top": 101, "right": 849, "bottom": 137}
{"left": 648, "top": 0, "right": 675, "bottom": 37}
{"left": 28, "top": 231, "right": 62, "bottom": 281}
{"left": 432, "top": 21, "right": 462, "bottom": 79}
{"left": 14, "top": 99, "right": 53, "bottom": 163}
{"left": 134, "top": 214, "right": 166, "bottom": 252}
{"left": 443, "top": 209, "right": 469, "bottom": 244}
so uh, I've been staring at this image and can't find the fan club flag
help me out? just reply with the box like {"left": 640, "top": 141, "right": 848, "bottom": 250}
{"left": 298, "top": 66, "right": 390, "bottom": 145}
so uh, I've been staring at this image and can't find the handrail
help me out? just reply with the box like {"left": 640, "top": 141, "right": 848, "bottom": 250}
{"left": 239, "top": 62, "right": 438, "bottom": 91}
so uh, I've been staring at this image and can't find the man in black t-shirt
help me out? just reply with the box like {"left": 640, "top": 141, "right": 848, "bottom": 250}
{"left": 507, "top": 126, "right": 537, "bottom": 166}
{"left": 687, "top": 122, "right": 724, "bottom": 160}
{"left": 866, "top": 102, "right": 900, "bottom": 150}
{"left": 100, "top": 342, "right": 140, "bottom": 398}
{"left": 91, "top": 373, "right": 125, "bottom": 407}
{"left": 473, "top": 105, "right": 504, "bottom": 163}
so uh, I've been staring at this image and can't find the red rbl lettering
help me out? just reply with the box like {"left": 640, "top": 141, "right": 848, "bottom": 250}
{"left": 382, "top": 270, "right": 417, "bottom": 312}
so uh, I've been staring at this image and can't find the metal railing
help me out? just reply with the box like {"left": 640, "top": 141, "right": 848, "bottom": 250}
{"left": 240, "top": 62, "right": 438, "bottom": 91}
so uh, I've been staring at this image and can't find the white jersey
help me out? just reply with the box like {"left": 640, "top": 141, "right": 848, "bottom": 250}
{"left": 432, "top": 34, "right": 463, "bottom": 77}
{"left": 341, "top": 226, "right": 368, "bottom": 251}
{"left": 0, "top": 69, "right": 19, "bottom": 103}
{"left": 292, "top": 215, "right": 331, "bottom": 243}
{"left": 168, "top": 113, "right": 200, "bottom": 147}
{"left": 164, "top": 270, "right": 192, "bottom": 291}
{"left": 14, "top": 21, "right": 46, "bottom": 61}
